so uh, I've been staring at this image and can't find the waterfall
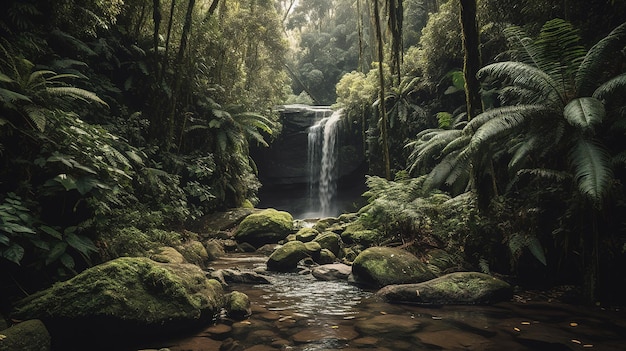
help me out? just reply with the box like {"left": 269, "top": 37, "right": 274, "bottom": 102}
{"left": 307, "top": 109, "right": 343, "bottom": 217}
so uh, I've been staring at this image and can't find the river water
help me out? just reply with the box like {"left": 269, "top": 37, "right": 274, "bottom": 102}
{"left": 143, "top": 254, "right": 626, "bottom": 351}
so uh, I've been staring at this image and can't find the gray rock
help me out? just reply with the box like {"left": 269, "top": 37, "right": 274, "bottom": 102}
{"left": 375, "top": 271, "right": 513, "bottom": 305}
{"left": 311, "top": 263, "right": 352, "bottom": 281}
{"left": 209, "top": 268, "right": 271, "bottom": 285}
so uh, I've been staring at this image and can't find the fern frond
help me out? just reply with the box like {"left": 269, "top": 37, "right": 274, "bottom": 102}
{"left": 563, "top": 97, "right": 605, "bottom": 132}
{"left": 593, "top": 73, "right": 626, "bottom": 101}
{"left": 576, "top": 21, "right": 626, "bottom": 96}
{"left": 569, "top": 138, "right": 614, "bottom": 206}
{"left": 478, "top": 62, "right": 564, "bottom": 105}
{"left": 47, "top": 86, "right": 108, "bottom": 106}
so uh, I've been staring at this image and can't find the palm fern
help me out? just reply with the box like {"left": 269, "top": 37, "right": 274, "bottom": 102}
{"left": 408, "top": 19, "right": 626, "bottom": 208}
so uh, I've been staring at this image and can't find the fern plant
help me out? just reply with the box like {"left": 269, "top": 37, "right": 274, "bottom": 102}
{"left": 407, "top": 19, "right": 626, "bottom": 209}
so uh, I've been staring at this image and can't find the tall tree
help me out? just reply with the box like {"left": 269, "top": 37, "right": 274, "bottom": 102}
{"left": 373, "top": 0, "right": 391, "bottom": 179}
{"left": 459, "top": 0, "right": 482, "bottom": 120}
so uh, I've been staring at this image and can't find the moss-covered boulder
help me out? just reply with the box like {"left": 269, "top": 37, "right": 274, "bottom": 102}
{"left": 234, "top": 209, "right": 294, "bottom": 248}
{"left": 226, "top": 291, "right": 251, "bottom": 320}
{"left": 150, "top": 246, "right": 186, "bottom": 264}
{"left": 341, "top": 222, "right": 382, "bottom": 246}
{"left": 177, "top": 240, "right": 210, "bottom": 267}
{"left": 10, "top": 257, "right": 225, "bottom": 348}
{"left": 0, "top": 319, "right": 51, "bottom": 351}
{"left": 316, "top": 248, "right": 336, "bottom": 264}
{"left": 351, "top": 247, "right": 436, "bottom": 288}
{"left": 313, "top": 232, "right": 341, "bottom": 256}
{"left": 294, "top": 227, "right": 319, "bottom": 242}
{"left": 375, "top": 272, "right": 513, "bottom": 305}
{"left": 266, "top": 241, "right": 310, "bottom": 272}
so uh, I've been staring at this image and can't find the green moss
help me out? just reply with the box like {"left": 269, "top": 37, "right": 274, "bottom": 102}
{"left": 12, "top": 257, "right": 224, "bottom": 324}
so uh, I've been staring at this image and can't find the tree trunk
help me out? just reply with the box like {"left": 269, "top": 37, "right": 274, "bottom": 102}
{"left": 373, "top": 0, "right": 391, "bottom": 180}
{"left": 459, "top": 0, "right": 482, "bottom": 121}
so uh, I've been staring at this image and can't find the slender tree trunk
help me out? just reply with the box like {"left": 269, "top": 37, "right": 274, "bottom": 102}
{"left": 357, "top": 0, "right": 365, "bottom": 72}
{"left": 159, "top": 0, "right": 176, "bottom": 82}
{"left": 166, "top": 0, "right": 196, "bottom": 150}
{"left": 152, "top": 0, "right": 161, "bottom": 74}
{"left": 388, "top": 0, "right": 403, "bottom": 85}
{"left": 373, "top": 0, "right": 391, "bottom": 180}
{"left": 459, "top": 0, "right": 482, "bottom": 121}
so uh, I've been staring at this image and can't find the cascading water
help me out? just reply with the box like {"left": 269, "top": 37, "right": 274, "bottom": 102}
{"left": 307, "top": 109, "right": 343, "bottom": 217}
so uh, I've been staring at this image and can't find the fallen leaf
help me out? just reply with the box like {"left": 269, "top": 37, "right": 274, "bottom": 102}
{"left": 0, "top": 335, "right": 6, "bottom": 341}
{"left": 583, "top": 344, "right": 593, "bottom": 348}
{"left": 380, "top": 311, "right": 387, "bottom": 315}
{"left": 514, "top": 327, "right": 521, "bottom": 332}
{"left": 331, "top": 325, "right": 339, "bottom": 329}
{"left": 570, "top": 322, "right": 578, "bottom": 327}
{"left": 571, "top": 339, "right": 582, "bottom": 344}
{"left": 521, "top": 321, "right": 531, "bottom": 325}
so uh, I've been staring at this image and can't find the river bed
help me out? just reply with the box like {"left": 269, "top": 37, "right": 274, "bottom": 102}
{"left": 142, "top": 254, "right": 626, "bottom": 351}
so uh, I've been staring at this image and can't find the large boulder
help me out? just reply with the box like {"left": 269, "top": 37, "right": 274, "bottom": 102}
{"left": 375, "top": 272, "right": 513, "bottom": 305}
{"left": 234, "top": 209, "right": 294, "bottom": 248}
{"left": 266, "top": 241, "right": 310, "bottom": 272}
{"left": 0, "top": 319, "right": 51, "bottom": 351}
{"left": 350, "top": 247, "right": 436, "bottom": 288}
{"left": 10, "top": 257, "right": 225, "bottom": 348}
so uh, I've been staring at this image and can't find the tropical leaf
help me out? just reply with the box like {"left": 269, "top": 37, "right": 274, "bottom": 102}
{"left": 593, "top": 73, "right": 626, "bottom": 101}
{"left": 47, "top": 86, "right": 108, "bottom": 106}
{"left": 563, "top": 97, "right": 605, "bottom": 132}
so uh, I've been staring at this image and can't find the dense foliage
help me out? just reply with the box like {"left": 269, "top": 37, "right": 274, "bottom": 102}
{"left": 0, "top": 0, "right": 289, "bottom": 294}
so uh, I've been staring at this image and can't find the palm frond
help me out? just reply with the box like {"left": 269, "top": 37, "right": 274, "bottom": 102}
{"left": 576, "top": 21, "right": 626, "bottom": 96}
{"left": 478, "top": 62, "right": 564, "bottom": 105}
{"left": 593, "top": 73, "right": 626, "bottom": 101}
{"left": 563, "top": 97, "right": 605, "bottom": 132}
{"left": 569, "top": 138, "right": 614, "bottom": 206}
{"left": 508, "top": 136, "right": 539, "bottom": 172}
{"left": 423, "top": 149, "right": 461, "bottom": 191}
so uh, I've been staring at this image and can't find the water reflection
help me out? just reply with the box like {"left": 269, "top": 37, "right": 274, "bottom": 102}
{"left": 152, "top": 254, "right": 626, "bottom": 351}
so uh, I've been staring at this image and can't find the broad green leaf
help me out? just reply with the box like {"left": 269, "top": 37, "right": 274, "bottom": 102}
{"left": 53, "top": 174, "right": 77, "bottom": 191}
{"left": 46, "top": 242, "right": 68, "bottom": 265}
{"left": 60, "top": 253, "right": 75, "bottom": 270}
{"left": 40, "top": 225, "right": 63, "bottom": 239}
{"left": 31, "top": 239, "right": 50, "bottom": 250}
{"left": 0, "top": 233, "right": 9, "bottom": 245}
{"left": 2, "top": 222, "right": 36, "bottom": 234}
{"left": 2, "top": 243, "right": 25, "bottom": 264}
{"left": 66, "top": 233, "right": 97, "bottom": 255}
{"left": 527, "top": 237, "right": 547, "bottom": 266}
{"left": 570, "top": 138, "right": 613, "bottom": 206}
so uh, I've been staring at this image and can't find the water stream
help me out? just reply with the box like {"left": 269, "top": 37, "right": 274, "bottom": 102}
{"left": 145, "top": 254, "right": 626, "bottom": 351}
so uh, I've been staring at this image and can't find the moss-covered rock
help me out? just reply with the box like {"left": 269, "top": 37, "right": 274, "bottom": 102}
{"left": 150, "top": 246, "right": 186, "bottom": 264}
{"left": 375, "top": 272, "right": 513, "bottom": 305}
{"left": 341, "top": 222, "right": 382, "bottom": 246}
{"left": 177, "top": 240, "right": 210, "bottom": 267}
{"left": 314, "top": 232, "right": 342, "bottom": 256}
{"left": 351, "top": 247, "right": 436, "bottom": 288}
{"left": 234, "top": 209, "right": 294, "bottom": 248}
{"left": 266, "top": 241, "right": 310, "bottom": 272}
{"left": 226, "top": 291, "right": 251, "bottom": 320}
{"left": 316, "top": 248, "right": 336, "bottom": 264}
{"left": 10, "top": 257, "right": 225, "bottom": 347}
{"left": 204, "top": 239, "right": 226, "bottom": 260}
{"left": 0, "top": 319, "right": 50, "bottom": 351}
{"left": 295, "top": 227, "right": 319, "bottom": 242}
{"left": 303, "top": 241, "right": 322, "bottom": 254}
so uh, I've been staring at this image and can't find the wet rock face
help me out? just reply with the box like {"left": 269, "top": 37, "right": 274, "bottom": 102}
{"left": 234, "top": 209, "right": 294, "bottom": 248}
{"left": 10, "top": 257, "right": 225, "bottom": 348}
{"left": 375, "top": 271, "right": 513, "bottom": 305}
{"left": 350, "top": 246, "right": 436, "bottom": 288}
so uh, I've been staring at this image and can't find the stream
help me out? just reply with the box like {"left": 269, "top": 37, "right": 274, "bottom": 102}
{"left": 143, "top": 254, "right": 626, "bottom": 351}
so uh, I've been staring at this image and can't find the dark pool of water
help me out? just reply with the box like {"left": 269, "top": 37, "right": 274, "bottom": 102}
{"left": 142, "top": 254, "right": 626, "bottom": 351}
